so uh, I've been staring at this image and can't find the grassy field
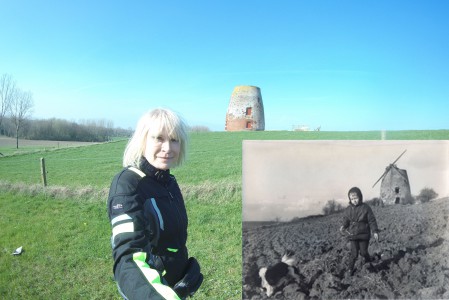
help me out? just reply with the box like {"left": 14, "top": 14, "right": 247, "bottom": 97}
{"left": 0, "top": 130, "right": 448, "bottom": 299}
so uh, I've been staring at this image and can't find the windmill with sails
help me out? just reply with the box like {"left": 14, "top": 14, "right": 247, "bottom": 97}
{"left": 373, "top": 150, "right": 412, "bottom": 205}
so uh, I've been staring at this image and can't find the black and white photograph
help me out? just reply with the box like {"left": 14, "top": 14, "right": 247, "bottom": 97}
{"left": 243, "top": 140, "right": 449, "bottom": 299}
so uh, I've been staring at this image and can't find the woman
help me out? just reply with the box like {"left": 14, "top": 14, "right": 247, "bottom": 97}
{"left": 340, "top": 186, "right": 379, "bottom": 276}
{"left": 107, "top": 108, "right": 203, "bottom": 299}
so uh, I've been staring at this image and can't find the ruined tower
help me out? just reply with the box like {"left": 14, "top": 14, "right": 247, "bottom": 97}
{"left": 373, "top": 150, "right": 412, "bottom": 205}
{"left": 225, "top": 85, "right": 265, "bottom": 131}
{"left": 380, "top": 165, "right": 412, "bottom": 205}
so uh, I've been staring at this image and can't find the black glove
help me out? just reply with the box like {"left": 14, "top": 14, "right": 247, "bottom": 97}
{"left": 148, "top": 253, "right": 165, "bottom": 272}
{"left": 173, "top": 257, "right": 203, "bottom": 298}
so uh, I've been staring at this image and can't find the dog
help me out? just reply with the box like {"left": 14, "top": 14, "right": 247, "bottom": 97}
{"left": 259, "top": 250, "right": 302, "bottom": 297}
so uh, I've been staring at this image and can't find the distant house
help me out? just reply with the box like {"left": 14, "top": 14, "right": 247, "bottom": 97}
{"left": 293, "top": 125, "right": 310, "bottom": 131}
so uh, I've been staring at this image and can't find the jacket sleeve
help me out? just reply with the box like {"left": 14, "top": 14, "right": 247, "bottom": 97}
{"left": 108, "top": 171, "right": 181, "bottom": 300}
{"left": 341, "top": 208, "right": 350, "bottom": 229}
{"left": 366, "top": 205, "right": 379, "bottom": 233}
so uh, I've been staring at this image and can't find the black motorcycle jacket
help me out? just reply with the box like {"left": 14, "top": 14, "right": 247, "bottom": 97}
{"left": 107, "top": 158, "right": 189, "bottom": 300}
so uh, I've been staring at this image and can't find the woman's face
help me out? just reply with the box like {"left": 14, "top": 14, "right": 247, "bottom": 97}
{"left": 144, "top": 129, "right": 180, "bottom": 170}
{"left": 349, "top": 192, "right": 360, "bottom": 206}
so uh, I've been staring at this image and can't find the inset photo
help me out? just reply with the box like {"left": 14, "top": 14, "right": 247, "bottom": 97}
{"left": 242, "top": 140, "right": 449, "bottom": 300}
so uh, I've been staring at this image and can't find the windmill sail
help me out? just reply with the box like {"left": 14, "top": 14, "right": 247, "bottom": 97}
{"left": 372, "top": 149, "right": 407, "bottom": 188}
{"left": 372, "top": 168, "right": 389, "bottom": 188}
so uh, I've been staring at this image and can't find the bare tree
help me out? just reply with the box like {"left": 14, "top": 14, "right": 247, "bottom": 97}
{"left": 322, "top": 199, "right": 344, "bottom": 215}
{"left": 10, "top": 89, "right": 34, "bottom": 148}
{"left": 0, "top": 74, "right": 16, "bottom": 133}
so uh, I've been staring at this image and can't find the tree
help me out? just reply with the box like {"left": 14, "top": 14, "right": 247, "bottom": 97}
{"left": 322, "top": 199, "right": 344, "bottom": 215}
{"left": 10, "top": 89, "right": 34, "bottom": 148}
{"left": 189, "top": 125, "right": 210, "bottom": 133}
{"left": 417, "top": 187, "right": 438, "bottom": 203}
{"left": 0, "top": 74, "right": 16, "bottom": 133}
{"left": 365, "top": 197, "right": 384, "bottom": 207}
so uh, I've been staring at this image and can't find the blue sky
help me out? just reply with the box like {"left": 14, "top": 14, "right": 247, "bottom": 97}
{"left": 1, "top": 1, "right": 448, "bottom": 131}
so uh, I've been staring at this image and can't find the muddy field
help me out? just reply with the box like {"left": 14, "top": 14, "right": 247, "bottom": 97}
{"left": 0, "top": 135, "right": 97, "bottom": 156}
{"left": 0, "top": 135, "right": 97, "bottom": 147}
{"left": 243, "top": 198, "right": 449, "bottom": 299}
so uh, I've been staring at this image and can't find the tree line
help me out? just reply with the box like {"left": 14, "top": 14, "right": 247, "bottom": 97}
{"left": 1, "top": 73, "right": 210, "bottom": 144}
{"left": 0, "top": 73, "right": 132, "bottom": 145}
{"left": 1, "top": 117, "right": 132, "bottom": 143}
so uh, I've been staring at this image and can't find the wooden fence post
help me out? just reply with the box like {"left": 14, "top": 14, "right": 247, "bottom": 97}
{"left": 40, "top": 157, "right": 47, "bottom": 187}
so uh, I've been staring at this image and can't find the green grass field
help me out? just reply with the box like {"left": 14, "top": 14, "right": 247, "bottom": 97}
{"left": 0, "top": 130, "right": 448, "bottom": 299}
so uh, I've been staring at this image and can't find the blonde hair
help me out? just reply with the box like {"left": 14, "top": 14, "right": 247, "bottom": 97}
{"left": 123, "top": 108, "right": 188, "bottom": 168}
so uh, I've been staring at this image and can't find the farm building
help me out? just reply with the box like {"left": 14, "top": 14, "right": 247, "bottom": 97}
{"left": 225, "top": 85, "right": 265, "bottom": 131}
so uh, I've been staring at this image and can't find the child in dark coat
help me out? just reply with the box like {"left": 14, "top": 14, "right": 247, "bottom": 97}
{"left": 340, "top": 187, "right": 379, "bottom": 275}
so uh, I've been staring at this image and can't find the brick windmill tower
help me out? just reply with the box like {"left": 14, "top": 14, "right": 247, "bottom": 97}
{"left": 225, "top": 85, "right": 265, "bottom": 131}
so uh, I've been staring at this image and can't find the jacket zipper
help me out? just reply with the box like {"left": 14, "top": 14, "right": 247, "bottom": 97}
{"left": 167, "top": 189, "right": 186, "bottom": 235}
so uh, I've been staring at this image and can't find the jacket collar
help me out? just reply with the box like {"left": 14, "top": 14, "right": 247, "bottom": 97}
{"left": 139, "top": 157, "right": 171, "bottom": 184}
